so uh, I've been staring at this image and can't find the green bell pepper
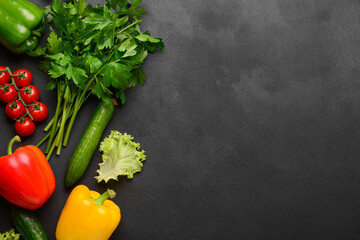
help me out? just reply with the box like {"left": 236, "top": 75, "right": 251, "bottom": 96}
{"left": 0, "top": 0, "right": 45, "bottom": 54}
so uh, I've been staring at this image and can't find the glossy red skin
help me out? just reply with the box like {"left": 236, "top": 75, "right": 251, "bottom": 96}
{"left": 5, "top": 100, "right": 26, "bottom": 119}
{"left": 0, "top": 144, "right": 56, "bottom": 210}
{"left": 0, "top": 84, "right": 18, "bottom": 103}
{"left": 13, "top": 69, "right": 33, "bottom": 88}
{"left": 28, "top": 102, "right": 48, "bottom": 122}
{"left": 15, "top": 117, "right": 35, "bottom": 137}
{"left": 0, "top": 66, "right": 10, "bottom": 84}
{"left": 19, "top": 85, "right": 40, "bottom": 104}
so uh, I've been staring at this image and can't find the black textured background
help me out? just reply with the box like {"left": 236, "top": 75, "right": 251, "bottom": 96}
{"left": 1, "top": 0, "right": 360, "bottom": 239}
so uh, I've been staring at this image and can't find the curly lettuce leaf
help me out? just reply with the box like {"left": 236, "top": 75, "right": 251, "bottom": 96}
{"left": 96, "top": 131, "right": 146, "bottom": 183}
{"left": 0, "top": 229, "right": 20, "bottom": 240}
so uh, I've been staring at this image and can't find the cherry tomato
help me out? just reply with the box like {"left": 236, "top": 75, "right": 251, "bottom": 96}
{"left": 28, "top": 102, "right": 48, "bottom": 122}
{"left": 19, "top": 85, "right": 40, "bottom": 104}
{"left": 0, "top": 66, "right": 10, "bottom": 84}
{"left": 15, "top": 117, "right": 35, "bottom": 137}
{"left": 5, "top": 100, "right": 26, "bottom": 120}
{"left": 13, "top": 69, "right": 33, "bottom": 88}
{"left": 0, "top": 83, "right": 18, "bottom": 103}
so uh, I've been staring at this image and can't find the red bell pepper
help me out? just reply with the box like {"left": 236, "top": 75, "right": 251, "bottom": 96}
{"left": 0, "top": 135, "right": 55, "bottom": 210}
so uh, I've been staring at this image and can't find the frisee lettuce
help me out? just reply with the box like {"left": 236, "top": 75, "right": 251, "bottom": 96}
{"left": 0, "top": 229, "right": 20, "bottom": 240}
{"left": 96, "top": 131, "right": 146, "bottom": 183}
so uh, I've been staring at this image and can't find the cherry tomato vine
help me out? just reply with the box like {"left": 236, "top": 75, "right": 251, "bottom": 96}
{"left": 0, "top": 66, "right": 48, "bottom": 137}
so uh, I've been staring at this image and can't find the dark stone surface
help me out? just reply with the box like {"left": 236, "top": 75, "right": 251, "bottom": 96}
{"left": 1, "top": 0, "right": 360, "bottom": 239}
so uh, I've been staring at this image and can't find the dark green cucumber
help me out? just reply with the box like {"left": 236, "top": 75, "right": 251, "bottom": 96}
{"left": 65, "top": 100, "right": 115, "bottom": 187}
{"left": 11, "top": 207, "right": 49, "bottom": 240}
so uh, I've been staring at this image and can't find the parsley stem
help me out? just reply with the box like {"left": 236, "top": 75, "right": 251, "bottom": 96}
{"left": 44, "top": 105, "right": 65, "bottom": 132}
{"left": 63, "top": 95, "right": 81, "bottom": 147}
{"left": 55, "top": 101, "right": 68, "bottom": 155}
{"left": 63, "top": 64, "right": 104, "bottom": 146}
{"left": 117, "top": 19, "right": 142, "bottom": 35}
{"left": 37, "top": 131, "right": 51, "bottom": 147}
{"left": 63, "top": 89, "right": 91, "bottom": 146}
{"left": 63, "top": 108, "right": 78, "bottom": 147}
{"left": 38, "top": 103, "right": 75, "bottom": 148}
{"left": 45, "top": 83, "right": 63, "bottom": 154}
{"left": 38, "top": 119, "right": 61, "bottom": 148}
{"left": 46, "top": 138, "right": 57, "bottom": 160}
{"left": 43, "top": 117, "right": 54, "bottom": 132}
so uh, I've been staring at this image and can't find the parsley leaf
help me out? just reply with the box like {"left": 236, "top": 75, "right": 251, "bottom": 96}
{"left": 47, "top": 28, "right": 62, "bottom": 54}
{"left": 84, "top": 54, "right": 103, "bottom": 74}
{"left": 102, "top": 62, "right": 132, "bottom": 89}
{"left": 74, "top": 0, "right": 86, "bottom": 16}
{"left": 65, "top": 65, "right": 87, "bottom": 89}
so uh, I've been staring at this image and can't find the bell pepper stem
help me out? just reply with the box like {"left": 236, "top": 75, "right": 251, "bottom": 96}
{"left": 31, "top": 30, "right": 42, "bottom": 38}
{"left": 7, "top": 136, "right": 21, "bottom": 155}
{"left": 92, "top": 189, "right": 116, "bottom": 205}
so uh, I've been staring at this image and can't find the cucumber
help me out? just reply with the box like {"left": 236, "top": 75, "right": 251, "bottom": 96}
{"left": 11, "top": 207, "right": 49, "bottom": 240}
{"left": 65, "top": 100, "right": 115, "bottom": 187}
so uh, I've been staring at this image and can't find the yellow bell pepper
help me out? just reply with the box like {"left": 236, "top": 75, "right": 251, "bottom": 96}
{"left": 55, "top": 185, "right": 121, "bottom": 240}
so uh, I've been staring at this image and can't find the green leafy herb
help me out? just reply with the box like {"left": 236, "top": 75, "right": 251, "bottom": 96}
{"left": 96, "top": 131, "right": 146, "bottom": 183}
{"left": 34, "top": 0, "right": 164, "bottom": 159}
{"left": 0, "top": 229, "right": 20, "bottom": 240}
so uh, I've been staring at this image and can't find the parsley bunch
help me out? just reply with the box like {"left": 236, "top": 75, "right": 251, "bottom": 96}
{"left": 34, "top": 0, "right": 164, "bottom": 159}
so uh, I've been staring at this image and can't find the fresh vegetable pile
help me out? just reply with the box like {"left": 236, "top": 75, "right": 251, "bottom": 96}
{"left": 33, "top": 0, "right": 164, "bottom": 159}
{"left": 0, "top": 67, "right": 48, "bottom": 137}
{"left": 0, "top": 0, "right": 162, "bottom": 239}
